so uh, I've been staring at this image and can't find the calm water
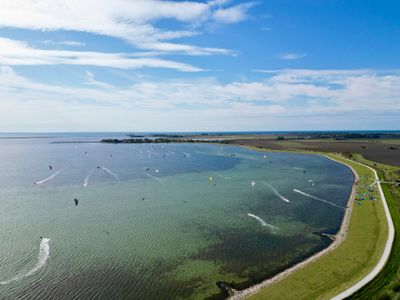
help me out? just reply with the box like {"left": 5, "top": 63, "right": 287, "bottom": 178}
{"left": 0, "top": 138, "right": 354, "bottom": 299}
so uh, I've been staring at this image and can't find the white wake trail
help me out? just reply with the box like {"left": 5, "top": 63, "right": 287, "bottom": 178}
{"left": 101, "top": 167, "right": 119, "bottom": 181}
{"left": 0, "top": 238, "right": 50, "bottom": 285}
{"left": 34, "top": 168, "right": 66, "bottom": 185}
{"left": 247, "top": 213, "right": 279, "bottom": 230}
{"left": 262, "top": 182, "right": 290, "bottom": 203}
{"left": 82, "top": 171, "right": 94, "bottom": 187}
{"left": 247, "top": 213, "right": 266, "bottom": 226}
{"left": 293, "top": 189, "right": 343, "bottom": 209}
{"left": 293, "top": 167, "right": 306, "bottom": 172}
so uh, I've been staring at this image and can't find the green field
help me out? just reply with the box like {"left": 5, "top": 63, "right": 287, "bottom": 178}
{"left": 346, "top": 155, "right": 400, "bottom": 300}
{"left": 247, "top": 154, "right": 389, "bottom": 300}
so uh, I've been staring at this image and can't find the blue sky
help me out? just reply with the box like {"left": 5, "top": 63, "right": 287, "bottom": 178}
{"left": 0, "top": 0, "right": 399, "bottom": 132}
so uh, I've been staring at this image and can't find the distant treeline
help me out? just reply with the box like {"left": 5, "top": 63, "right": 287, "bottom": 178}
{"left": 128, "top": 134, "right": 187, "bottom": 138}
{"left": 102, "top": 138, "right": 228, "bottom": 144}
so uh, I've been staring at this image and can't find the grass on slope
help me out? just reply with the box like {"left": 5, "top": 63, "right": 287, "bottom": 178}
{"left": 346, "top": 155, "right": 400, "bottom": 300}
{"left": 247, "top": 154, "right": 388, "bottom": 300}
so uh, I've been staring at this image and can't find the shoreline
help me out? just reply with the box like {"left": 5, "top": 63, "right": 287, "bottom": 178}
{"left": 330, "top": 157, "right": 395, "bottom": 299}
{"left": 228, "top": 154, "right": 359, "bottom": 299}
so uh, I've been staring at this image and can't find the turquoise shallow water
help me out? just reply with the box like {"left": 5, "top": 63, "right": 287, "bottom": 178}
{"left": 0, "top": 139, "right": 354, "bottom": 299}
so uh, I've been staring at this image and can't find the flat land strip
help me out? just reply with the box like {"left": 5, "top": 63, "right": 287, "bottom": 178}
{"left": 346, "top": 155, "right": 400, "bottom": 299}
{"left": 245, "top": 155, "right": 388, "bottom": 300}
{"left": 227, "top": 138, "right": 400, "bottom": 167}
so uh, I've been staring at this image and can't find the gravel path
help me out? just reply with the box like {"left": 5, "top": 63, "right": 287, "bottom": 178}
{"left": 331, "top": 157, "right": 395, "bottom": 299}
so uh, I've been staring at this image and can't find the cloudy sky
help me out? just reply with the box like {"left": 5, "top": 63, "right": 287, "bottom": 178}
{"left": 0, "top": 0, "right": 399, "bottom": 132}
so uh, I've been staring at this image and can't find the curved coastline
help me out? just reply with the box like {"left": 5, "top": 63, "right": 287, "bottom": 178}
{"left": 330, "top": 157, "right": 395, "bottom": 299}
{"left": 228, "top": 154, "right": 359, "bottom": 300}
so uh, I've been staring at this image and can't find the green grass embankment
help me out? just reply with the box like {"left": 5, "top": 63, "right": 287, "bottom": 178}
{"left": 346, "top": 155, "right": 400, "bottom": 300}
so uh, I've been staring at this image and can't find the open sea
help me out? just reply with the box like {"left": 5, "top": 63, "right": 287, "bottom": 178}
{"left": 0, "top": 135, "right": 354, "bottom": 299}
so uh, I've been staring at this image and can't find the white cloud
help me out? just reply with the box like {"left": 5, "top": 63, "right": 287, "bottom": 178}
{"left": 58, "top": 40, "right": 86, "bottom": 47}
{"left": 0, "top": 37, "right": 202, "bottom": 71}
{"left": 0, "top": 0, "right": 254, "bottom": 55}
{"left": 136, "top": 42, "right": 234, "bottom": 56}
{"left": 84, "top": 71, "right": 114, "bottom": 89}
{"left": 278, "top": 53, "right": 307, "bottom": 60}
{"left": 212, "top": 3, "right": 255, "bottom": 23}
{"left": 254, "top": 69, "right": 375, "bottom": 83}
{"left": 208, "top": 0, "right": 232, "bottom": 7}
{"left": 0, "top": 67, "right": 399, "bottom": 131}
{"left": 41, "top": 40, "right": 86, "bottom": 47}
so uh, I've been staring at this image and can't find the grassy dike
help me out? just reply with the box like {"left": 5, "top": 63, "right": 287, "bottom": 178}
{"left": 239, "top": 151, "right": 389, "bottom": 300}
{"left": 346, "top": 154, "right": 400, "bottom": 300}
